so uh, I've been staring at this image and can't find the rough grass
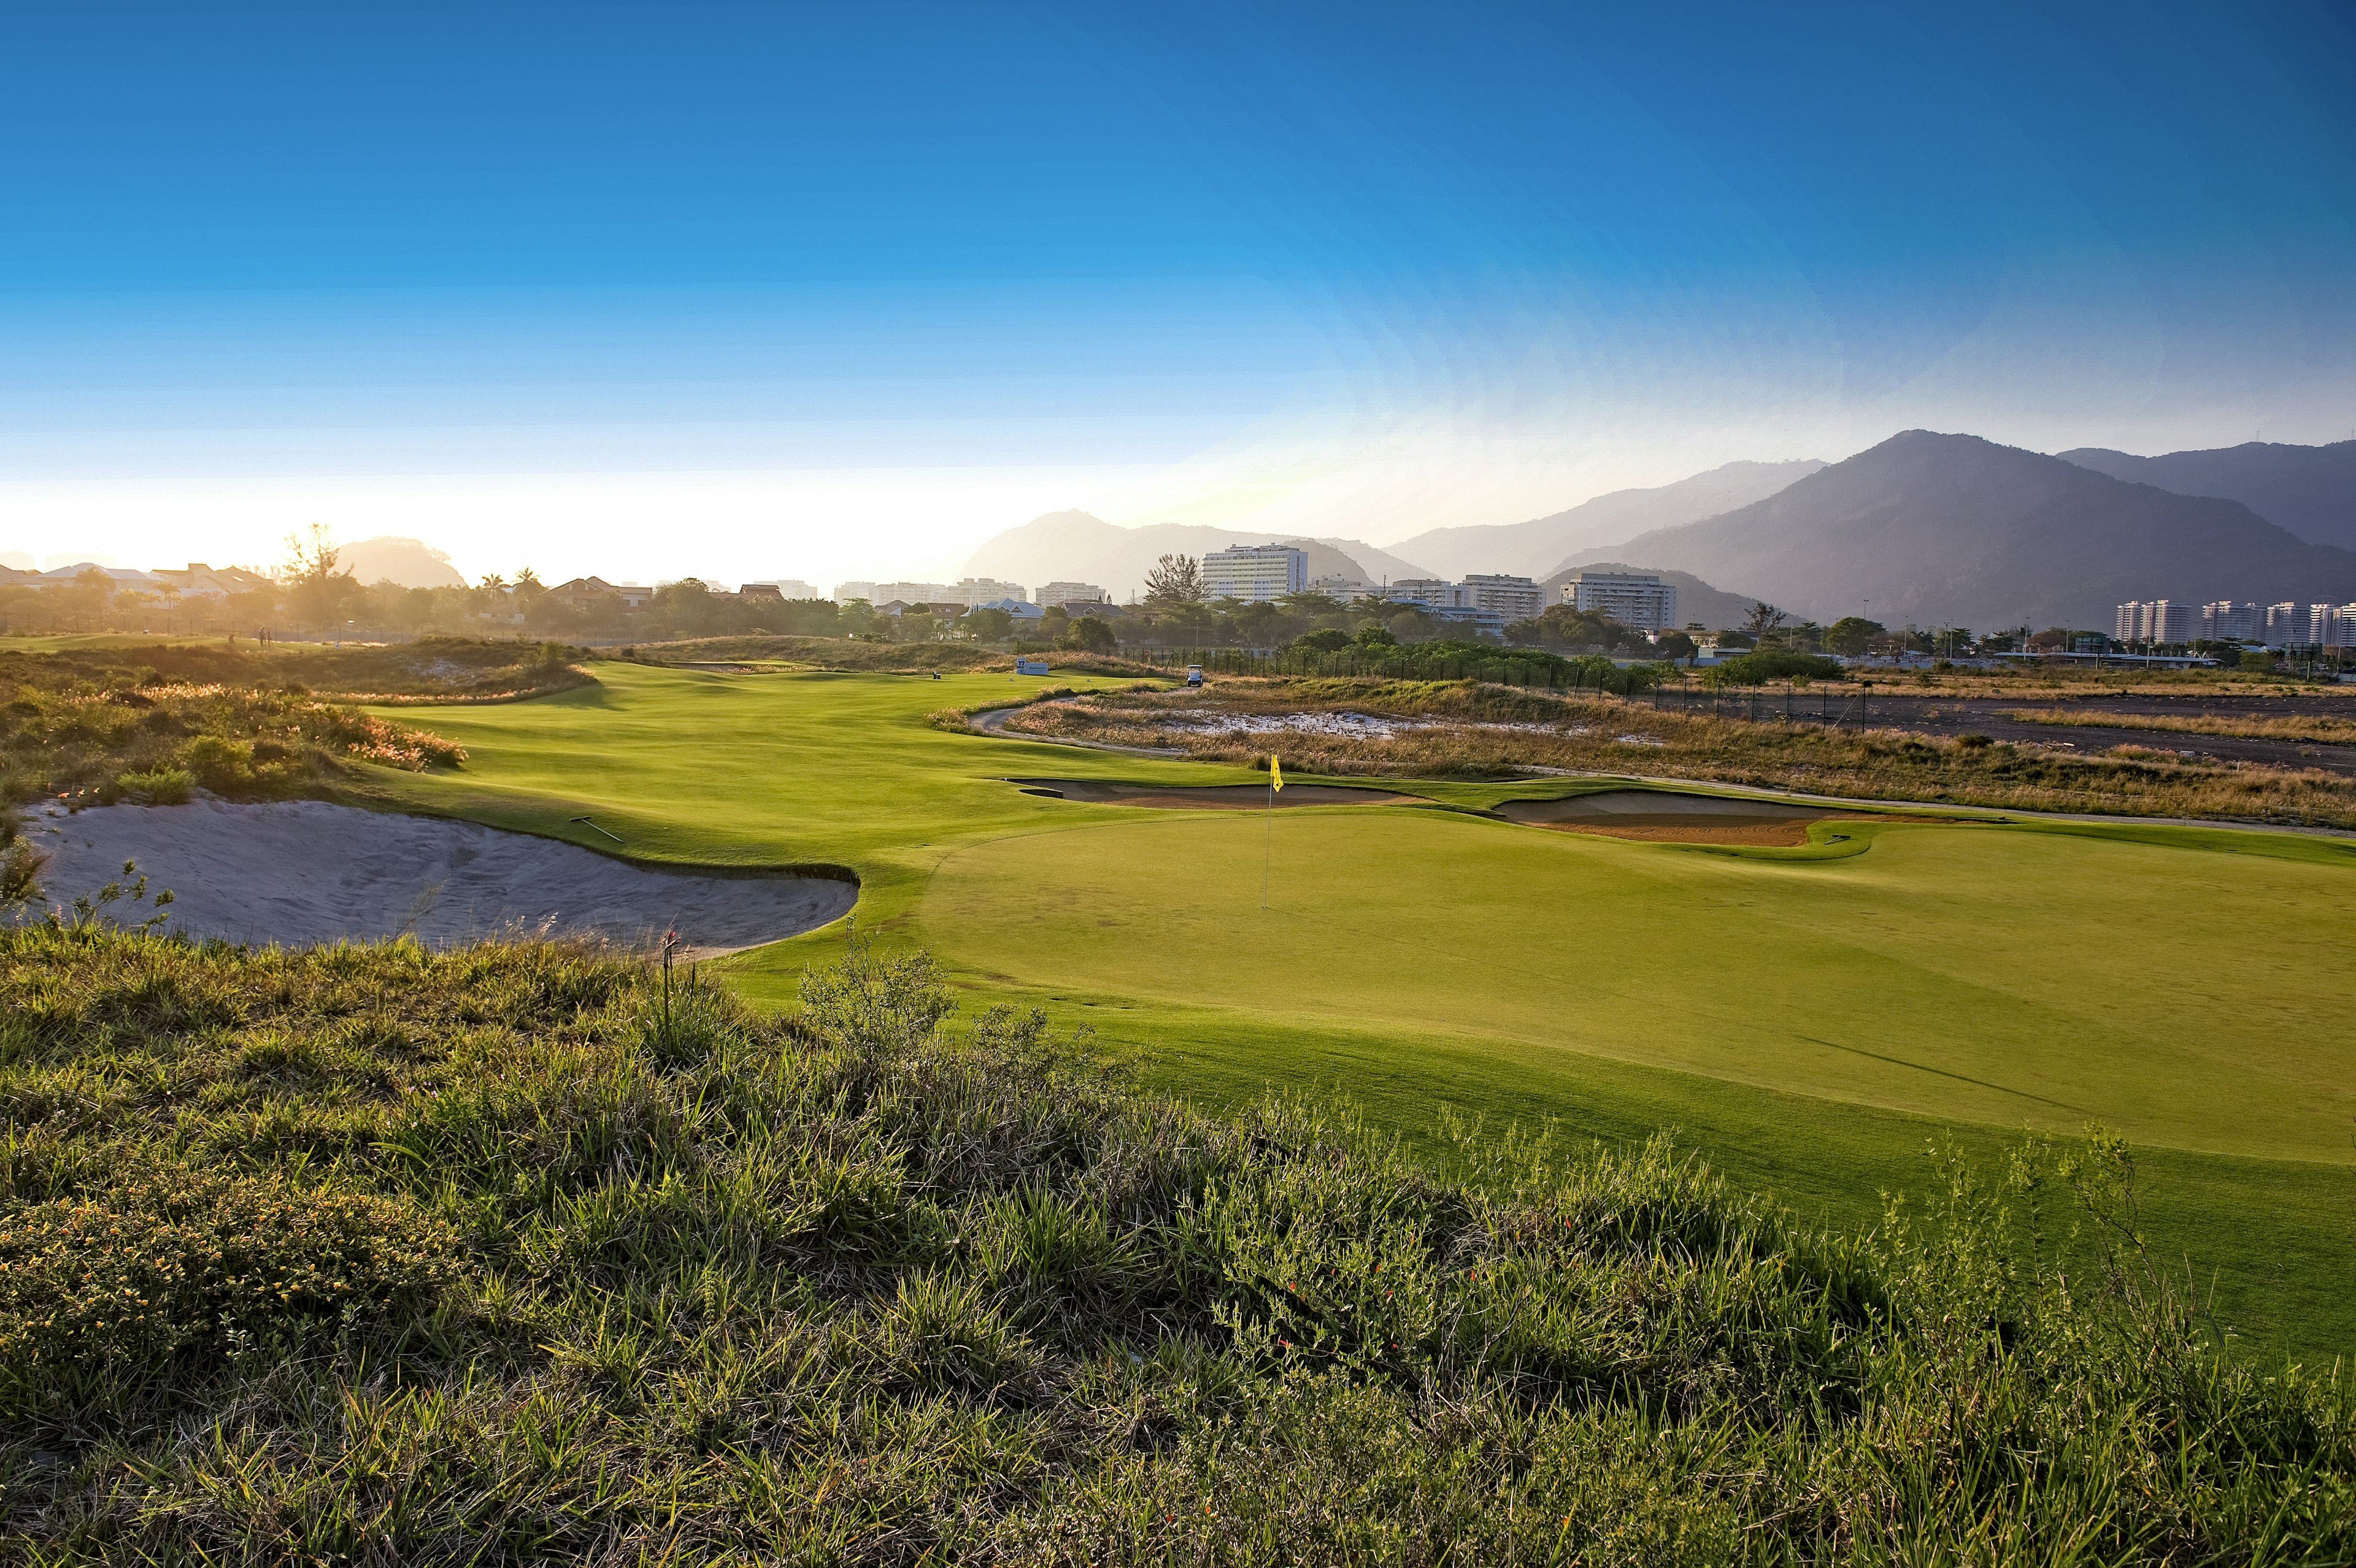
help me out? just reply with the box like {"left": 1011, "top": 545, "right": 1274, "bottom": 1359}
{"left": 1007, "top": 678, "right": 2356, "bottom": 827}
{"left": 2001, "top": 705, "right": 2356, "bottom": 747}
{"left": 0, "top": 639, "right": 582, "bottom": 810}
{"left": 1, "top": 927, "right": 2349, "bottom": 1562}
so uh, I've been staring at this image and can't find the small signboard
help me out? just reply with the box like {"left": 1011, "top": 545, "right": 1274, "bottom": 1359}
{"left": 1015, "top": 657, "right": 1050, "bottom": 675}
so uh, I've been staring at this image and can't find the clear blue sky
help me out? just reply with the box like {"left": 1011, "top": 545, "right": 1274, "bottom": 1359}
{"left": 5, "top": 0, "right": 2353, "bottom": 581}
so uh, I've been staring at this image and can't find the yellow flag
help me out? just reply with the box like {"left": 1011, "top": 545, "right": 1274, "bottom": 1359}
{"left": 1270, "top": 755, "right": 1284, "bottom": 791}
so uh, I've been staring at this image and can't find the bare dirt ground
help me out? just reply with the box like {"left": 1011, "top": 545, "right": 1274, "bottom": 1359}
{"left": 18, "top": 799, "right": 857, "bottom": 955}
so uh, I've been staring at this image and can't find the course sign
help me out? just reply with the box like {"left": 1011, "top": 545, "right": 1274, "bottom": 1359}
{"left": 1015, "top": 658, "right": 1051, "bottom": 675}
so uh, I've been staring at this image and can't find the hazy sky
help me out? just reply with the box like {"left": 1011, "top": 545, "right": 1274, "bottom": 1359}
{"left": 6, "top": 1, "right": 2354, "bottom": 585}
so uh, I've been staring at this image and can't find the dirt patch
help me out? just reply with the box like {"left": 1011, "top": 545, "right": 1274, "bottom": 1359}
{"left": 1015, "top": 778, "right": 1420, "bottom": 809}
{"left": 18, "top": 799, "right": 857, "bottom": 956}
{"left": 1498, "top": 788, "right": 1879, "bottom": 845}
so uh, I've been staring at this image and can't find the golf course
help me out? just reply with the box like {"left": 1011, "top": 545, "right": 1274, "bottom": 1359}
{"left": 363, "top": 661, "right": 2356, "bottom": 1361}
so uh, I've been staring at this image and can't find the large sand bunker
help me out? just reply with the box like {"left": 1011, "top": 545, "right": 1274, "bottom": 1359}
{"left": 1497, "top": 788, "right": 1871, "bottom": 845}
{"left": 18, "top": 799, "right": 857, "bottom": 954}
{"left": 1015, "top": 778, "right": 1418, "bottom": 809}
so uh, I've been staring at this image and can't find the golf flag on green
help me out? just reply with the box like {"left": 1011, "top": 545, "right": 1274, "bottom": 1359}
{"left": 1270, "top": 755, "right": 1284, "bottom": 791}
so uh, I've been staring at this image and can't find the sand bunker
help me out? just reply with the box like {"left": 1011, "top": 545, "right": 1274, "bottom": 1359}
{"left": 1497, "top": 788, "right": 1869, "bottom": 845}
{"left": 1015, "top": 778, "right": 1418, "bottom": 809}
{"left": 18, "top": 799, "right": 857, "bottom": 954}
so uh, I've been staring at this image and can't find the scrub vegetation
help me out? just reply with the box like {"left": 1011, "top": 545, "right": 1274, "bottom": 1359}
{"left": 1002, "top": 678, "right": 2356, "bottom": 827}
{"left": 1999, "top": 705, "right": 2356, "bottom": 747}
{"left": 3, "top": 928, "right": 2350, "bottom": 1563}
{"left": 0, "top": 638, "right": 587, "bottom": 813}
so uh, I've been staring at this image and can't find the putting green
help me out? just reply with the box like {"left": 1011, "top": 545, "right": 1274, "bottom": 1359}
{"left": 362, "top": 664, "right": 2356, "bottom": 1358}
{"left": 920, "top": 808, "right": 2356, "bottom": 1163}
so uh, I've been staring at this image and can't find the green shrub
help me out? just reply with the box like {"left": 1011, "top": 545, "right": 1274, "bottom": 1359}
{"left": 0, "top": 1167, "right": 457, "bottom": 1416}
{"left": 114, "top": 766, "right": 195, "bottom": 805}
{"left": 177, "top": 733, "right": 253, "bottom": 788}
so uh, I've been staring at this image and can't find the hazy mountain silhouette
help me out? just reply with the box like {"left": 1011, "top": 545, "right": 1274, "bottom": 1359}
{"left": 962, "top": 511, "right": 1434, "bottom": 600}
{"left": 1387, "top": 459, "right": 1823, "bottom": 582}
{"left": 339, "top": 537, "right": 467, "bottom": 589}
{"left": 1595, "top": 431, "right": 2356, "bottom": 629}
{"left": 2058, "top": 440, "right": 2356, "bottom": 551}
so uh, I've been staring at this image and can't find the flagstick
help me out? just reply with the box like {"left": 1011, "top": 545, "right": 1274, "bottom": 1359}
{"left": 1263, "top": 757, "right": 1276, "bottom": 910}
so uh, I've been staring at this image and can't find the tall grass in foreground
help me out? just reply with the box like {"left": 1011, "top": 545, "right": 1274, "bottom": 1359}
{"left": 1011, "top": 678, "right": 2356, "bottom": 828}
{"left": 1, "top": 928, "right": 2350, "bottom": 1562}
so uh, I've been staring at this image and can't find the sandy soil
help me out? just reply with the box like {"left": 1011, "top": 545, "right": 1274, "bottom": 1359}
{"left": 1496, "top": 788, "right": 1879, "bottom": 845}
{"left": 18, "top": 799, "right": 857, "bottom": 955}
{"left": 1015, "top": 778, "right": 1419, "bottom": 809}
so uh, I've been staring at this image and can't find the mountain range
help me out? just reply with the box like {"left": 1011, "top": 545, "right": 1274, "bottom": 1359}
{"left": 1595, "top": 431, "right": 2356, "bottom": 631}
{"left": 960, "top": 511, "right": 1434, "bottom": 601}
{"left": 1386, "top": 459, "right": 1823, "bottom": 582}
{"left": 2058, "top": 440, "right": 2356, "bottom": 553}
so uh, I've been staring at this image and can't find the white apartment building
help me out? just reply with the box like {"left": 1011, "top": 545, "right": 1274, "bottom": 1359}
{"left": 834, "top": 582, "right": 879, "bottom": 604}
{"left": 952, "top": 577, "right": 1027, "bottom": 606}
{"left": 1382, "top": 578, "right": 1472, "bottom": 609}
{"left": 2200, "top": 601, "right": 2262, "bottom": 641}
{"left": 1201, "top": 544, "right": 1307, "bottom": 602}
{"left": 1562, "top": 571, "right": 1677, "bottom": 632}
{"left": 2114, "top": 599, "right": 2194, "bottom": 644}
{"left": 1036, "top": 581, "right": 1111, "bottom": 609}
{"left": 1460, "top": 573, "right": 1544, "bottom": 621}
{"left": 2265, "top": 602, "right": 2305, "bottom": 645}
{"left": 1308, "top": 573, "right": 1376, "bottom": 601}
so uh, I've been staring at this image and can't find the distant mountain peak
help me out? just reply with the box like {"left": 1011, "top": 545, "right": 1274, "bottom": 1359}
{"left": 1588, "top": 429, "right": 2356, "bottom": 628}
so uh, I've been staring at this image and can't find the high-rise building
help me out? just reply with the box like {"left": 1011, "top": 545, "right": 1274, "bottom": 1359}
{"left": 2115, "top": 600, "right": 2192, "bottom": 644}
{"left": 2264, "top": 602, "right": 2305, "bottom": 647}
{"left": 834, "top": 581, "right": 880, "bottom": 604}
{"left": 746, "top": 579, "right": 818, "bottom": 600}
{"left": 2200, "top": 601, "right": 2261, "bottom": 641}
{"left": 1201, "top": 544, "right": 1307, "bottom": 602}
{"left": 2147, "top": 600, "right": 2193, "bottom": 644}
{"left": 1563, "top": 571, "right": 1677, "bottom": 631}
{"left": 1036, "top": 582, "right": 1111, "bottom": 609}
{"left": 952, "top": 577, "right": 1027, "bottom": 606}
{"left": 1460, "top": 573, "right": 1545, "bottom": 621}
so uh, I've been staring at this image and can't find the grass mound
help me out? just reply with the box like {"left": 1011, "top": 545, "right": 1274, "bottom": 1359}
{"left": 2, "top": 926, "right": 2349, "bottom": 1560}
{"left": 0, "top": 637, "right": 571, "bottom": 812}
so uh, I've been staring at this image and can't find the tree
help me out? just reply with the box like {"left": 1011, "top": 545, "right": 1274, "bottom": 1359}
{"left": 1354, "top": 622, "right": 1399, "bottom": 648}
{"left": 1291, "top": 627, "right": 1352, "bottom": 653}
{"left": 1142, "top": 553, "right": 1204, "bottom": 606}
{"left": 1063, "top": 615, "right": 1117, "bottom": 653}
{"left": 1742, "top": 602, "right": 1788, "bottom": 636}
{"left": 1651, "top": 629, "right": 1698, "bottom": 661}
{"left": 963, "top": 606, "right": 1014, "bottom": 642}
{"left": 280, "top": 525, "right": 359, "bottom": 631}
{"left": 1824, "top": 616, "right": 1884, "bottom": 656}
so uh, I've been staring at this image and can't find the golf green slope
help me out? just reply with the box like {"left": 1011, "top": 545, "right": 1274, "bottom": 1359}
{"left": 367, "top": 663, "right": 2356, "bottom": 1358}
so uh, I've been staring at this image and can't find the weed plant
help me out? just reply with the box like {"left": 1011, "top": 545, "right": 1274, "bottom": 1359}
{"left": 1, "top": 926, "right": 2349, "bottom": 1561}
{"left": 1012, "top": 678, "right": 2356, "bottom": 828}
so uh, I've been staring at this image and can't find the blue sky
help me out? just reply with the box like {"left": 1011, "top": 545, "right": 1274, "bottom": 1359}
{"left": 5, "top": 0, "right": 2353, "bottom": 582}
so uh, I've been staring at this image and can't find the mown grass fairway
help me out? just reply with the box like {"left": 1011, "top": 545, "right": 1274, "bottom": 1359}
{"left": 365, "top": 664, "right": 2356, "bottom": 1358}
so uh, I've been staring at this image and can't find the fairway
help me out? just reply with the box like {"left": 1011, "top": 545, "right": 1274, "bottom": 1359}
{"left": 364, "top": 664, "right": 2356, "bottom": 1358}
